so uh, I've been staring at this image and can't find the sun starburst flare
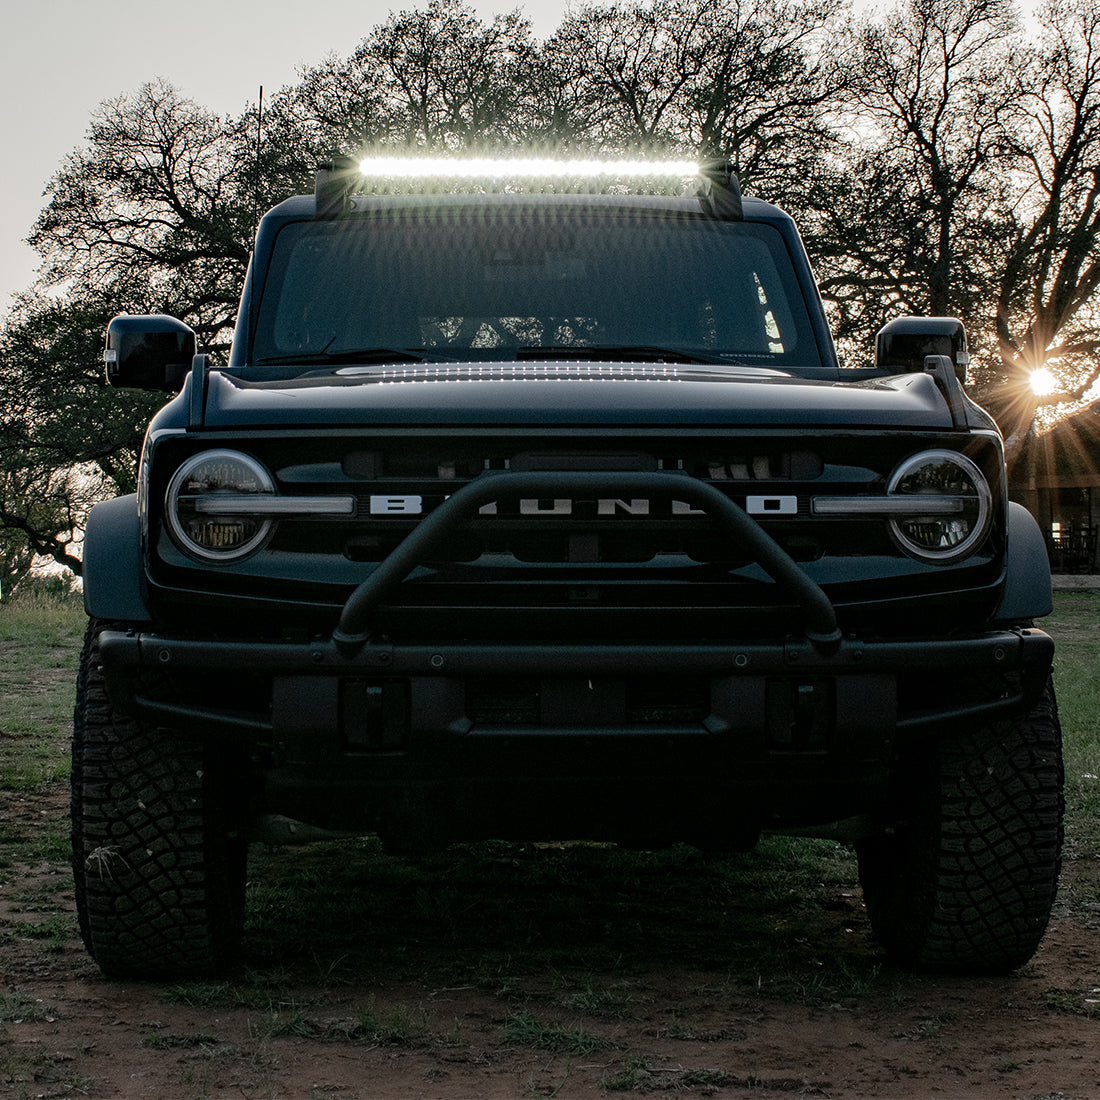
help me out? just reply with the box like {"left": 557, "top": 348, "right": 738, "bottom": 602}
{"left": 1030, "top": 367, "right": 1059, "bottom": 396}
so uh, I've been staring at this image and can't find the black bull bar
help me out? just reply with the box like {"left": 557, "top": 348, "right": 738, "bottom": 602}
{"left": 332, "top": 470, "right": 843, "bottom": 652}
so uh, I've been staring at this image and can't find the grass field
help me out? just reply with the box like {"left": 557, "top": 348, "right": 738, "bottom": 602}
{"left": 2, "top": 586, "right": 1099, "bottom": 1097}
{"left": 1052, "top": 593, "right": 1100, "bottom": 844}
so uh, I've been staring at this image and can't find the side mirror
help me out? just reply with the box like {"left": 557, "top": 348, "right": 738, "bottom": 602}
{"left": 875, "top": 316, "right": 969, "bottom": 384}
{"left": 104, "top": 314, "right": 197, "bottom": 391}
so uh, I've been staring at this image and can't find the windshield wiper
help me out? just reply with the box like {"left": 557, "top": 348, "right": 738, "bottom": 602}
{"left": 515, "top": 345, "right": 741, "bottom": 365}
{"left": 255, "top": 347, "right": 429, "bottom": 366}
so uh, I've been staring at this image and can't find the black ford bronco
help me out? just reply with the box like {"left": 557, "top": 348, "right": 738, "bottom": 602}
{"left": 74, "top": 157, "right": 1062, "bottom": 979}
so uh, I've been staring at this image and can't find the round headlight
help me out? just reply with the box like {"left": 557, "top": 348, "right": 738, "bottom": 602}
{"left": 887, "top": 450, "right": 992, "bottom": 563}
{"left": 165, "top": 450, "right": 275, "bottom": 561}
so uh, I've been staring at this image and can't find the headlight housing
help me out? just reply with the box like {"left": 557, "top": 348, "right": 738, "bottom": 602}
{"left": 887, "top": 449, "right": 992, "bottom": 563}
{"left": 165, "top": 450, "right": 276, "bottom": 562}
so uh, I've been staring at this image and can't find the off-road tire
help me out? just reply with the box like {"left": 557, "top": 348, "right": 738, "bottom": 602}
{"left": 71, "top": 619, "right": 247, "bottom": 978}
{"left": 856, "top": 677, "right": 1063, "bottom": 974}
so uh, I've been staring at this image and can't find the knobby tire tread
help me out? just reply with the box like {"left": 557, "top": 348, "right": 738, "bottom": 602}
{"left": 71, "top": 620, "right": 245, "bottom": 978}
{"left": 858, "top": 678, "right": 1063, "bottom": 973}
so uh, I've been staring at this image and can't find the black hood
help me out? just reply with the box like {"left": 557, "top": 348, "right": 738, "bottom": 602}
{"left": 194, "top": 362, "right": 964, "bottom": 431}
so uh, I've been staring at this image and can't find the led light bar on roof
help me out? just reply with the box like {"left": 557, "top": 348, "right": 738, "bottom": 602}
{"left": 314, "top": 153, "right": 742, "bottom": 220}
{"left": 355, "top": 156, "right": 701, "bottom": 179}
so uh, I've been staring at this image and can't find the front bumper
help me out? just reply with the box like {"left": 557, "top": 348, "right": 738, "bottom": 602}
{"left": 99, "top": 624, "right": 1051, "bottom": 752}
{"left": 98, "top": 627, "right": 1053, "bottom": 843}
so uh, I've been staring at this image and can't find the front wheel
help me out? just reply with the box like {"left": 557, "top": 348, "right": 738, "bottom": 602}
{"left": 856, "top": 678, "right": 1063, "bottom": 974}
{"left": 71, "top": 620, "right": 247, "bottom": 978}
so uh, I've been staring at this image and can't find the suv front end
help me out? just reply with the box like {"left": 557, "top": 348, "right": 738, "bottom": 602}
{"left": 73, "top": 159, "right": 1061, "bottom": 979}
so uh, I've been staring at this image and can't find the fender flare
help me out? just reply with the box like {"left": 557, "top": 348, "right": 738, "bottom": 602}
{"left": 82, "top": 494, "right": 152, "bottom": 623}
{"left": 994, "top": 502, "right": 1053, "bottom": 623}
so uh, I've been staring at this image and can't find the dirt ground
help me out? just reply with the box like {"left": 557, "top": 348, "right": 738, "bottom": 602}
{"left": 3, "top": 633, "right": 1100, "bottom": 1100}
{"left": 2, "top": 772, "right": 1099, "bottom": 1100}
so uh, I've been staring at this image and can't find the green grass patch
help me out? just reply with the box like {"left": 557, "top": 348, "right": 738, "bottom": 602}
{"left": 17, "top": 911, "right": 77, "bottom": 955}
{"left": 1040, "top": 986, "right": 1100, "bottom": 1017}
{"left": 0, "top": 989, "right": 55, "bottom": 1023}
{"left": 503, "top": 1010, "right": 613, "bottom": 1054}
{"left": 1049, "top": 593, "right": 1100, "bottom": 854}
{"left": 602, "top": 1058, "right": 741, "bottom": 1092}
{"left": 0, "top": 587, "right": 83, "bottom": 793}
{"left": 0, "top": 1047, "right": 93, "bottom": 1100}
{"left": 559, "top": 980, "right": 635, "bottom": 1020}
{"left": 159, "top": 975, "right": 294, "bottom": 1012}
{"left": 141, "top": 1031, "right": 222, "bottom": 1050}
{"left": 1038, "top": 594, "right": 1100, "bottom": 930}
{"left": 0, "top": 582, "right": 84, "bottom": 644}
{"left": 241, "top": 834, "right": 865, "bottom": 996}
{"left": 250, "top": 999, "right": 441, "bottom": 1046}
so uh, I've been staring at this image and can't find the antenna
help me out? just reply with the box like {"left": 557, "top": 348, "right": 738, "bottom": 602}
{"left": 249, "top": 86, "right": 266, "bottom": 342}
{"left": 255, "top": 85, "right": 264, "bottom": 165}
{"left": 253, "top": 86, "right": 264, "bottom": 235}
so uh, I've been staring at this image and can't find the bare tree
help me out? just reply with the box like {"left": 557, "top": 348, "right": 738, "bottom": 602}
{"left": 680, "top": 0, "right": 847, "bottom": 193}
{"left": 543, "top": 0, "right": 710, "bottom": 150}
{"left": 819, "top": 0, "right": 1018, "bottom": 352}
{"left": 29, "top": 81, "right": 254, "bottom": 349}
{"left": 352, "top": 0, "right": 539, "bottom": 149}
{"left": 988, "top": 0, "right": 1100, "bottom": 460}
{"left": 542, "top": 0, "right": 844, "bottom": 198}
{"left": 0, "top": 296, "right": 160, "bottom": 579}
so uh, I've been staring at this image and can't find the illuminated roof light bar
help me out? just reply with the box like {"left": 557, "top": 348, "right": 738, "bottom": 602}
{"left": 355, "top": 156, "right": 701, "bottom": 179}
{"left": 314, "top": 154, "right": 742, "bottom": 221}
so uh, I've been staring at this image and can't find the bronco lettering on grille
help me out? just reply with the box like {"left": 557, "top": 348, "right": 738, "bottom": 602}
{"left": 365, "top": 494, "right": 799, "bottom": 517}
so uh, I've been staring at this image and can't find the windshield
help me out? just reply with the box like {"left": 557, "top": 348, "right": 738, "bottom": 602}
{"left": 251, "top": 206, "right": 823, "bottom": 370}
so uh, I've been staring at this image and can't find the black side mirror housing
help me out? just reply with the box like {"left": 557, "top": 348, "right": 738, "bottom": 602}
{"left": 104, "top": 314, "right": 197, "bottom": 391}
{"left": 875, "top": 316, "right": 969, "bottom": 384}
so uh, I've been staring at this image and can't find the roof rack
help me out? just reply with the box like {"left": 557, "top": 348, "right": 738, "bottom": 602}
{"left": 696, "top": 158, "right": 743, "bottom": 220}
{"left": 314, "top": 155, "right": 359, "bottom": 219}
{"left": 313, "top": 155, "right": 743, "bottom": 221}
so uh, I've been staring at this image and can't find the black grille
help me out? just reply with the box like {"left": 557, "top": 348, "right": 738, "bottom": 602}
{"left": 150, "top": 430, "right": 1007, "bottom": 642}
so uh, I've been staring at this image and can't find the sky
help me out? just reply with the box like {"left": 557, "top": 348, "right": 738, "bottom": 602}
{"left": 0, "top": 0, "right": 570, "bottom": 316}
{"left": 0, "top": 0, "right": 1041, "bottom": 319}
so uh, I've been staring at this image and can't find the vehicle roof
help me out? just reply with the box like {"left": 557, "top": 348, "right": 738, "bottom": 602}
{"left": 262, "top": 190, "right": 794, "bottom": 225}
